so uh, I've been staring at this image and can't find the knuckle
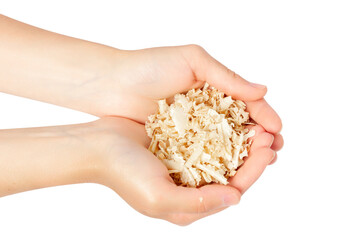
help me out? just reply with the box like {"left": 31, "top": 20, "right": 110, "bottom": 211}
{"left": 168, "top": 214, "right": 194, "bottom": 226}
{"left": 275, "top": 118, "right": 283, "bottom": 133}
{"left": 262, "top": 148, "right": 276, "bottom": 163}
{"left": 180, "top": 44, "right": 210, "bottom": 68}
{"left": 262, "top": 133, "right": 275, "bottom": 147}
{"left": 226, "top": 67, "right": 238, "bottom": 79}
{"left": 185, "top": 44, "right": 206, "bottom": 55}
{"left": 196, "top": 190, "right": 207, "bottom": 214}
{"left": 177, "top": 220, "right": 194, "bottom": 226}
{"left": 251, "top": 99, "right": 267, "bottom": 117}
{"left": 143, "top": 193, "right": 164, "bottom": 216}
{"left": 197, "top": 199, "right": 207, "bottom": 214}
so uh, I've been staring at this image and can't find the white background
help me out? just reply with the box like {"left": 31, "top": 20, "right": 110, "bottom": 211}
{"left": 1, "top": 0, "right": 359, "bottom": 239}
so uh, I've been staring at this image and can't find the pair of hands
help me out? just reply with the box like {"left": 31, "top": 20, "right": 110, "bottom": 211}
{"left": 84, "top": 45, "right": 283, "bottom": 225}
{"left": 0, "top": 15, "right": 282, "bottom": 224}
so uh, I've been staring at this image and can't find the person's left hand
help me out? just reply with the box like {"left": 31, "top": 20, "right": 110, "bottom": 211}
{"left": 88, "top": 45, "right": 283, "bottom": 156}
{"left": 91, "top": 45, "right": 282, "bottom": 133}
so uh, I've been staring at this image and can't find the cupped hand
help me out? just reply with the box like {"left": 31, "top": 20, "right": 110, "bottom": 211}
{"left": 94, "top": 45, "right": 282, "bottom": 135}
{"left": 229, "top": 124, "right": 283, "bottom": 193}
{"left": 90, "top": 117, "right": 279, "bottom": 225}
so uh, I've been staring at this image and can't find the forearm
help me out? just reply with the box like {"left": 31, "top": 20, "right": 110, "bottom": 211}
{"left": 0, "top": 14, "right": 123, "bottom": 115}
{"left": 0, "top": 123, "right": 102, "bottom": 197}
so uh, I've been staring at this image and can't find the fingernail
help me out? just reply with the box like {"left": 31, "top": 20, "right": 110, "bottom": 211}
{"left": 269, "top": 151, "right": 277, "bottom": 165}
{"left": 268, "top": 135, "right": 275, "bottom": 147}
{"left": 223, "top": 193, "right": 240, "bottom": 206}
{"left": 271, "top": 150, "right": 276, "bottom": 161}
{"left": 250, "top": 82, "right": 266, "bottom": 89}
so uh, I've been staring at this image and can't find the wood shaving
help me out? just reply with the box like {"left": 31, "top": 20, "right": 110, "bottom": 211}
{"left": 145, "top": 83, "right": 254, "bottom": 187}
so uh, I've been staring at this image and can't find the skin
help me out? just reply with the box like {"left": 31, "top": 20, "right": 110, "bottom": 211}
{"left": 0, "top": 15, "right": 282, "bottom": 134}
{"left": 0, "top": 118, "right": 277, "bottom": 225}
{"left": 0, "top": 15, "right": 284, "bottom": 225}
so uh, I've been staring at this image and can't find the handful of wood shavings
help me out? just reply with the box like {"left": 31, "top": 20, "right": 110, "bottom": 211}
{"left": 145, "top": 83, "right": 254, "bottom": 187}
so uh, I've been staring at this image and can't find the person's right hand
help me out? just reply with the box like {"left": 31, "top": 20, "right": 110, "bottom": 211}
{"left": 89, "top": 117, "right": 277, "bottom": 225}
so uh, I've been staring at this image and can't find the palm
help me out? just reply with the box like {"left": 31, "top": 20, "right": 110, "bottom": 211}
{"left": 98, "top": 117, "right": 277, "bottom": 225}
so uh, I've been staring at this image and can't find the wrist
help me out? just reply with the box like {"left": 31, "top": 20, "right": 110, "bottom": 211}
{"left": 68, "top": 47, "right": 130, "bottom": 117}
{"left": 62, "top": 122, "right": 110, "bottom": 185}
{"left": 0, "top": 124, "right": 105, "bottom": 197}
{"left": 80, "top": 117, "right": 150, "bottom": 188}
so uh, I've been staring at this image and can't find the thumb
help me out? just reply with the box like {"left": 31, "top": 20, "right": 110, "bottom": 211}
{"left": 160, "top": 181, "right": 241, "bottom": 214}
{"left": 181, "top": 44, "right": 267, "bottom": 101}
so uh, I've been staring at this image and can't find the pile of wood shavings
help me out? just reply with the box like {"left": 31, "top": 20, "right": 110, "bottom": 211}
{"left": 145, "top": 83, "right": 254, "bottom": 187}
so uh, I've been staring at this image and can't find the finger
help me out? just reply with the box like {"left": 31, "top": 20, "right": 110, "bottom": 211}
{"left": 245, "top": 98, "right": 282, "bottom": 134}
{"left": 269, "top": 153, "right": 278, "bottom": 165}
{"left": 246, "top": 124, "right": 266, "bottom": 140}
{"left": 166, "top": 206, "right": 228, "bottom": 226}
{"left": 182, "top": 44, "right": 267, "bottom": 101}
{"left": 247, "top": 126, "right": 280, "bottom": 166}
{"left": 250, "top": 132, "right": 275, "bottom": 151}
{"left": 271, "top": 134, "right": 284, "bottom": 151}
{"left": 160, "top": 181, "right": 241, "bottom": 214}
{"left": 229, "top": 147, "right": 275, "bottom": 194}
